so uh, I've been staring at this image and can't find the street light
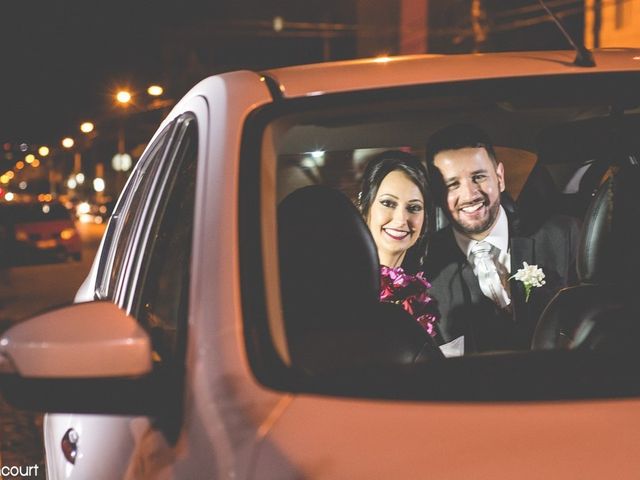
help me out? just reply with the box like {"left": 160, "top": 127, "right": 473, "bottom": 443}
{"left": 114, "top": 90, "right": 132, "bottom": 154}
{"left": 36, "top": 145, "right": 53, "bottom": 194}
{"left": 116, "top": 90, "right": 132, "bottom": 105}
{"left": 65, "top": 122, "right": 95, "bottom": 186}
{"left": 80, "top": 122, "right": 94, "bottom": 133}
{"left": 113, "top": 91, "right": 133, "bottom": 198}
{"left": 147, "top": 85, "right": 163, "bottom": 96}
{"left": 61, "top": 136, "right": 78, "bottom": 197}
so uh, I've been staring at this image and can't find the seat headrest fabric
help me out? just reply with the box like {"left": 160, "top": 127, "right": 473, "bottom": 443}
{"left": 578, "top": 167, "right": 640, "bottom": 284}
{"left": 515, "top": 164, "right": 558, "bottom": 234}
{"left": 278, "top": 186, "right": 379, "bottom": 328}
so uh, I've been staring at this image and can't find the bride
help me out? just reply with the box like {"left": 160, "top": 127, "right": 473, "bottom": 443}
{"left": 357, "top": 150, "right": 438, "bottom": 336}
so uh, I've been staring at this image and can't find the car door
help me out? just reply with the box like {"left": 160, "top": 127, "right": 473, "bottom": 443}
{"left": 43, "top": 96, "right": 207, "bottom": 480}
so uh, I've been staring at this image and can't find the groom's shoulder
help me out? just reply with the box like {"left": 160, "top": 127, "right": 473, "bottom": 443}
{"left": 531, "top": 213, "right": 580, "bottom": 239}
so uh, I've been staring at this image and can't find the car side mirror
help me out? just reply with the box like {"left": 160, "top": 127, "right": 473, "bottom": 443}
{"left": 0, "top": 302, "right": 151, "bottom": 378}
{"left": 0, "top": 302, "right": 158, "bottom": 415}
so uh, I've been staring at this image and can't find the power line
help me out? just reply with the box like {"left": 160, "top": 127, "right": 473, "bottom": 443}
{"left": 494, "top": 0, "right": 583, "bottom": 19}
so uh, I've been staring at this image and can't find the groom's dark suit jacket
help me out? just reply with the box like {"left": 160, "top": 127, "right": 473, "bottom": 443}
{"left": 422, "top": 213, "right": 579, "bottom": 353}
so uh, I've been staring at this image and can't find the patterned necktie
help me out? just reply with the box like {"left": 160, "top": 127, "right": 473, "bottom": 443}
{"left": 470, "top": 241, "right": 511, "bottom": 309}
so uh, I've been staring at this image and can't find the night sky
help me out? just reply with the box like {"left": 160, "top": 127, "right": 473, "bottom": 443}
{"left": 0, "top": 0, "right": 354, "bottom": 147}
{"left": 1, "top": 2, "right": 175, "bottom": 143}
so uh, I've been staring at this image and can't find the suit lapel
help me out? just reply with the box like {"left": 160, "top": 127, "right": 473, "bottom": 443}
{"left": 510, "top": 236, "right": 535, "bottom": 272}
{"left": 509, "top": 236, "right": 534, "bottom": 322}
{"left": 460, "top": 261, "right": 483, "bottom": 303}
{"left": 441, "top": 226, "right": 484, "bottom": 303}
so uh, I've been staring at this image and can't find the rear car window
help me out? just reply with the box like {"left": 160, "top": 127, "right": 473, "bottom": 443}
{"left": 239, "top": 71, "right": 640, "bottom": 400}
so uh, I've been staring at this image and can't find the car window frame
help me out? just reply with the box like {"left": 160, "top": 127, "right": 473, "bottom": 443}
{"left": 117, "top": 113, "right": 197, "bottom": 314}
{"left": 128, "top": 112, "right": 198, "bottom": 319}
{"left": 123, "top": 113, "right": 199, "bottom": 441}
{"left": 95, "top": 121, "right": 177, "bottom": 301}
{"left": 87, "top": 111, "right": 200, "bottom": 435}
{"left": 239, "top": 72, "right": 640, "bottom": 401}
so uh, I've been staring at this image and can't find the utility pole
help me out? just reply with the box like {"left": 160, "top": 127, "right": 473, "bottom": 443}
{"left": 471, "top": 0, "right": 489, "bottom": 53}
{"left": 399, "top": 0, "right": 428, "bottom": 54}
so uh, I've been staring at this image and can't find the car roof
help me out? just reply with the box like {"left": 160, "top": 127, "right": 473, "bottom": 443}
{"left": 261, "top": 48, "right": 640, "bottom": 99}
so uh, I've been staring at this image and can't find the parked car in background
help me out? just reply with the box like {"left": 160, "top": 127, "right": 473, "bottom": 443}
{"left": 0, "top": 48, "right": 640, "bottom": 479}
{"left": 0, "top": 201, "right": 81, "bottom": 265}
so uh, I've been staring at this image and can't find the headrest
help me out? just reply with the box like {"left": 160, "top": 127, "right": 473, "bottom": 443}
{"left": 278, "top": 186, "right": 442, "bottom": 372}
{"left": 515, "top": 164, "right": 558, "bottom": 234}
{"left": 500, "top": 191, "right": 519, "bottom": 227}
{"left": 278, "top": 186, "right": 380, "bottom": 328}
{"left": 578, "top": 166, "right": 640, "bottom": 284}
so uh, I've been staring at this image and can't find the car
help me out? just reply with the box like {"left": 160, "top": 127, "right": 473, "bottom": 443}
{"left": 0, "top": 201, "right": 81, "bottom": 265}
{"left": 1, "top": 48, "right": 640, "bottom": 479}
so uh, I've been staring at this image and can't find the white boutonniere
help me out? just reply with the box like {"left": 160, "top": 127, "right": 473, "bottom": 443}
{"left": 510, "top": 262, "right": 546, "bottom": 302}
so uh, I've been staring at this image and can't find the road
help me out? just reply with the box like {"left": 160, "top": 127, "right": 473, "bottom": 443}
{"left": 0, "top": 220, "right": 105, "bottom": 478}
{"left": 0, "top": 222, "right": 104, "bottom": 327}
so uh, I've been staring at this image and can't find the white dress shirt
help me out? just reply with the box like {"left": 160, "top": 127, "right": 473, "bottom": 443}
{"left": 453, "top": 206, "right": 512, "bottom": 305}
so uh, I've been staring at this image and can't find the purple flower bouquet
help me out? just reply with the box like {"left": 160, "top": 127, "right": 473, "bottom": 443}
{"left": 379, "top": 266, "right": 438, "bottom": 337}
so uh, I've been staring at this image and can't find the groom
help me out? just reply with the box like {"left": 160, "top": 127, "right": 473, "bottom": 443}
{"left": 422, "top": 124, "right": 579, "bottom": 354}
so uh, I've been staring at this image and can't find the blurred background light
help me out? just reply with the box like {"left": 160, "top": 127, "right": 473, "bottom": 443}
{"left": 77, "top": 201, "right": 91, "bottom": 214}
{"left": 147, "top": 85, "right": 163, "bottom": 96}
{"left": 93, "top": 177, "right": 105, "bottom": 192}
{"left": 116, "top": 90, "right": 132, "bottom": 104}
{"left": 80, "top": 122, "right": 94, "bottom": 133}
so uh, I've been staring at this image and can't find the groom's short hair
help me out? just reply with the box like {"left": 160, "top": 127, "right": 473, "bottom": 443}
{"left": 425, "top": 123, "right": 498, "bottom": 166}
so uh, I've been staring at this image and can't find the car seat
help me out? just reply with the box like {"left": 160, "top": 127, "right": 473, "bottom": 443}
{"left": 278, "top": 185, "right": 443, "bottom": 377}
{"left": 531, "top": 165, "right": 640, "bottom": 352}
{"left": 521, "top": 118, "right": 621, "bottom": 224}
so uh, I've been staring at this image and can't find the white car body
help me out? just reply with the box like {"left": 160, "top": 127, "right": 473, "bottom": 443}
{"left": 1, "top": 49, "right": 638, "bottom": 479}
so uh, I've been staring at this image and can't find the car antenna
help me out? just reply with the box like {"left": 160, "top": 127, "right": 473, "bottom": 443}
{"left": 537, "top": 0, "right": 596, "bottom": 67}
